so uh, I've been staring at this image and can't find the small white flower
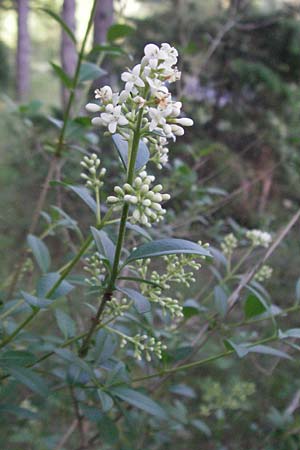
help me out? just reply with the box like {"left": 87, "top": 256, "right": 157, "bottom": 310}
{"left": 85, "top": 103, "right": 101, "bottom": 113}
{"left": 175, "top": 117, "right": 194, "bottom": 126}
{"left": 94, "top": 85, "right": 113, "bottom": 103}
{"left": 148, "top": 107, "right": 168, "bottom": 131}
{"left": 146, "top": 76, "right": 164, "bottom": 94}
{"left": 246, "top": 229, "right": 272, "bottom": 248}
{"left": 100, "top": 104, "right": 129, "bottom": 134}
{"left": 133, "top": 96, "right": 146, "bottom": 108}
{"left": 121, "top": 64, "right": 145, "bottom": 94}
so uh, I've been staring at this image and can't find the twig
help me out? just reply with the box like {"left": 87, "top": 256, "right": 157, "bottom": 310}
{"left": 54, "top": 419, "right": 78, "bottom": 450}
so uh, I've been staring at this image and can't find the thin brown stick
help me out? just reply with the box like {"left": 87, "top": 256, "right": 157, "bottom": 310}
{"left": 54, "top": 419, "right": 78, "bottom": 450}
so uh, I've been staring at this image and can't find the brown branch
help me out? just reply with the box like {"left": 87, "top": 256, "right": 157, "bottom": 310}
{"left": 54, "top": 419, "right": 78, "bottom": 450}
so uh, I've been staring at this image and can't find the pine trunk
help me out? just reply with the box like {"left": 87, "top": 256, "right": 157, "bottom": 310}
{"left": 16, "top": 0, "right": 30, "bottom": 101}
{"left": 60, "top": 0, "right": 77, "bottom": 110}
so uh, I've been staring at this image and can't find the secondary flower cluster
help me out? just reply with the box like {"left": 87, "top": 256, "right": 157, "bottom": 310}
{"left": 86, "top": 42, "right": 193, "bottom": 168}
{"left": 254, "top": 264, "right": 273, "bottom": 282}
{"left": 83, "top": 252, "right": 106, "bottom": 286}
{"left": 80, "top": 154, "right": 106, "bottom": 190}
{"left": 246, "top": 229, "right": 272, "bottom": 248}
{"left": 221, "top": 233, "right": 238, "bottom": 258}
{"left": 120, "top": 332, "right": 167, "bottom": 362}
{"left": 107, "top": 170, "right": 170, "bottom": 227}
{"left": 135, "top": 248, "right": 208, "bottom": 318}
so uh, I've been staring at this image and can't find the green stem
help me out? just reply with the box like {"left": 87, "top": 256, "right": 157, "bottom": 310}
{"left": 0, "top": 234, "right": 94, "bottom": 350}
{"left": 55, "top": 0, "right": 98, "bottom": 157}
{"left": 78, "top": 108, "right": 144, "bottom": 357}
{"left": 131, "top": 334, "right": 278, "bottom": 383}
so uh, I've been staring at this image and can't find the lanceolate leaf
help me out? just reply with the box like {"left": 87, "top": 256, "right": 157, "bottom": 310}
{"left": 55, "top": 309, "right": 76, "bottom": 339}
{"left": 21, "top": 291, "right": 52, "bottom": 309}
{"left": 50, "top": 62, "right": 73, "bottom": 88}
{"left": 126, "top": 238, "right": 211, "bottom": 263}
{"left": 27, "top": 234, "right": 51, "bottom": 273}
{"left": 214, "top": 285, "right": 228, "bottom": 317}
{"left": 111, "top": 386, "right": 167, "bottom": 419}
{"left": 107, "top": 24, "right": 135, "bottom": 42}
{"left": 36, "top": 272, "right": 74, "bottom": 299}
{"left": 118, "top": 287, "right": 151, "bottom": 314}
{"left": 244, "top": 293, "right": 267, "bottom": 319}
{"left": 79, "top": 62, "right": 107, "bottom": 83}
{"left": 40, "top": 7, "right": 76, "bottom": 44}
{"left": 68, "top": 185, "right": 97, "bottom": 213}
{"left": 8, "top": 366, "right": 49, "bottom": 397}
{"left": 112, "top": 133, "right": 150, "bottom": 171}
{"left": 0, "top": 350, "right": 36, "bottom": 368}
{"left": 91, "top": 227, "right": 116, "bottom": 267}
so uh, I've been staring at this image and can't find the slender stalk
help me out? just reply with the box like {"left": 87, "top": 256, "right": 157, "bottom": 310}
{"left": 0, "top": 234, "right": 94, "bottom": 350}
{"left": 78, "top": 108, "right": 144, "bottom": 357}
{"left": 5, "top": 1, "right": 98, "bottom": 300}
{"left": 131, "top": 334, "right": 278, "bottom": 383}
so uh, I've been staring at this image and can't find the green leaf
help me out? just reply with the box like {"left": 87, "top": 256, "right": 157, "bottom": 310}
{"left": 244, "top": 293, "right": 267, "bottom": 319}
{"left": 296, "top": 278, "right": 300, "bottom": 303}
{"left": 249, "top": 345, "right": 292, "bottom": 360}
{"left": 126, "top": 222, "right": 152, "bottom": 240}
{"left": 55, "top": 309, "right": 76, "bottom": 339}
{"left": 21, "top": 291, "right": 52, "bottom": 309}
{"left": 112, "top": 134, "right": 150, "bottom": 171}
{"left": 91, "top": 227, "right": 115, "bottom": 267}
{"left": 169, "top": 384, "right": 196, "bottom": 398}
{"left": 55, "top": 348, "right": 94, "bottom": 378}
{"left": 27, "top": 234, "right": 51, "bottom": 273}
{"left": 79, "top": 62, "right": 107, "bottom": 82}
{"left": 90, "top": 44, "right": 126, "bottom": 57}
{"left": 182, "top": 299, "right": 206, "bottom": 318}
{"left": 50, "top": 62, "right": 73, "bottom": 88}
{"left": 0, "top": 405, "right": 37, "bottom": 420}
{"left": 36, "top": 272, "right": 74, "bottom": 299}
{"left": 94, "top": 329, "right": 117, "bottom": 364}
{"left": 97, "top": 389, "right": 114, "bottom": 412}
{"left": 111, "top": 386, "right": 167, "bottom": 419}
{"left": 126, "top": 238, "right": 211, "bottom": 263}
{"left": 107, "top": 23, "right": 135, "bottom": 41}
{"left": 224, "top": 339, "right": 249, "bottom": 358}
{"left": 214, "top": 285, "right": 228, "bottom": 317}
{"left": 68, "top": 185, "right": 97, "bottom": 213}
{"left": 191, "top": 419, "right": 212, "bottom": 437}
{"left": 40, "top": 7, "right": 76, "bottom": 43}
{"left": 279, "top": 328, "right": 300, "bottom": 339}
{"left": 8, "top": 366, "right": 49, "bottom": 397}
{"left": 0, "top": 350, "right": 35, "bottom": 368}
{"left": 225, "top": 339, "right": 292, "bottom": 360}
{"left": 118, "top": 287, "right": 151, "bottom": 314}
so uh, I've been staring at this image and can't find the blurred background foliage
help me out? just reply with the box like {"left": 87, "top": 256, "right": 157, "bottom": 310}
{"left": 1, "top": 0, "right": 300, "bottom": 449}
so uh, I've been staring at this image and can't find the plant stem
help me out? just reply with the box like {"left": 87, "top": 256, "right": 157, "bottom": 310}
{"left": 78, "top": 108, "right": 144, "bottom": 357}
{"left": 131, "top": 333, "right": 278, "bottom": 383}
{"left": 0, "top": 234, "right": 94, "bottom": 350}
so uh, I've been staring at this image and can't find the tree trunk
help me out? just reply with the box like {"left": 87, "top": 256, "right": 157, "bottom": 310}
{"left": 94, "top": 0, "right": 114, "bottom": 45}
{"left": 60, "top": 0, "right": 77, "bottom": 110}
{"left": 16, "top": 0, "right": 30, "bottom": 101}
{"left": 92, "top": 0, "right": 114, "bottom": 89}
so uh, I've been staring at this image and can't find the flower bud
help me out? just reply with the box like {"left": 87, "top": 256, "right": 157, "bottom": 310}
{"left": 86, "top": 103, "right": 101, "bottom": 113}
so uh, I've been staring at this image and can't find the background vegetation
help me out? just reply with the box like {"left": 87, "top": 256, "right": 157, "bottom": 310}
{"left": 1, "top": 1, "right": 300, "bottom": 449}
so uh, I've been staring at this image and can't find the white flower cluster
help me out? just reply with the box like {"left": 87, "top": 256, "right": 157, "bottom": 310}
{"left": 136, "top": 248, "right": 209, "bottom": 318}
{"left": 120, "top": 333, "right": 167, "bottom": 362}
{"left": 254, "top": 265, "right": 273, "bottom": 282}
{"left": 221, "top": 233, "right": 238, "bottom": 258}
{"left": 86, "top": 42, "right": 193, "bottom": 167}
{"left": 80, "top": 153, "right": 106, "bottom": 190}
{"left": 246, "top": 229, "right": 272, "bottom": 248}
{"left": 107, "top": 170, "right": 170, "bottom": 227}
{"left": 105, "top": 297, "right": 129, "bottom": 318}
{"left": 83, "top": 253, "right": 106, "bottom": 286}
